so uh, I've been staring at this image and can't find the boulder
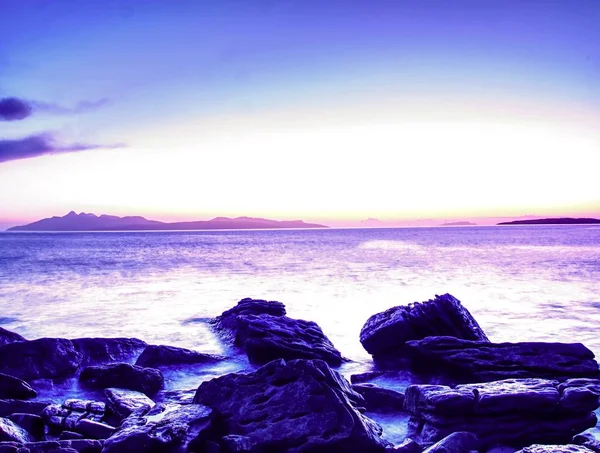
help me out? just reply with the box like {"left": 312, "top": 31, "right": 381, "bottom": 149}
{"left": 72, "top": 420, "right": 114, "bottom": 440}
{"left": 71, "top": 338, "right": 147, "bottom": 366}
{"left": 422, "top": 432, "right": 480, "bottom": 453}
{"left": 214, "top": 299, "right": 342, "bottom": 366}
{"left": 79, "top": 363, "right": 163, "bottom": 394}
{"left": 516, "top": 446, "right": 595, "bottom": 453}
{"left": 360, "top": 294, "right": 488, "bottom": 362}
{"left": 0, "top": 339, "right": 82, "bottom": 380}
{"left": 0, "top": 400, "right": 53, "bottom": 418}
{"left": 0, "top": 328, "right": 24, "bottom": 346}
{"left": 405, "top": 378, "right": 600, "bottom": 448}
{"left": 104, "top": 388, "right": 155, "bottom": 420}
{"left": 352, "top": 384, "right": 405, "bottom": 413}
{"left": 573, "top": 434, "right": 600, "bottom": 452}
{"left": 101, "top": 403, "right": 212, "bottom": 453}
{"left": 0, "top": 418, "right": 34, "bottom": 443}
{"left": 0, "top": 374, "right": 36, "bottom": 400}
{"left": 41, "top": 400, "right": 105, "bottom": 435}
{"left": 7, "top": 414, "right": 44, "bottom": 440}
{"left": 213, "top": 298, "right": 286, "bottom": 332}
{"left": 135, "top": 345, "right": 223, "bottom": 368}
{"left": 193, "top": 358, "right": 390, "bottom": 452}
{"left": 405, "top": 336, "right": 600, "bottom": 383}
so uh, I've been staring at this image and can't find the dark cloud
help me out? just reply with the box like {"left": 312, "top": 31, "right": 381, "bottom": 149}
{"left": 0, "top": 97, "right": 32, "bottom": 121}
{"left": 0, "top": 133, "right": 123, "bottom": 163}
{"left": 0, "top": 97, "right": 110, "bottom": 121}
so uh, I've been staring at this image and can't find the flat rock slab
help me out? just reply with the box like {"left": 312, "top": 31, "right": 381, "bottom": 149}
{"left": 360, "top": 294, "right": 488, "bottom": 361}
{"left": 80, "top": 363, "right": 163, "bottom": 394}
{"left": 214, "top": 298, "right": 343, "bottom": 366}
{"left": 135, "top": 345, "right": 224, "bottom": 368}
{"left": 71, "top": 338, "right": 147, "bottom": 366}
{"left": 405, "top": 336, "right": 600, "bottom": 383}
{"left": 193, "top": 358, "right": 390, "bottom": 452}
{"left": 0, "top": 374, "right": 36, "bottom": 400}
{"left": 104, "top": 388, "right": 155, "bottom": 420}
{"left": 0, "top": 339, "right": 82, "bottom": 380}
{"left": 405, "top": 377, "right": 600, "bottom": 448}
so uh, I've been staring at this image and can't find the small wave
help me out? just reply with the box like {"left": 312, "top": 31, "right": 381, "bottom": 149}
{"left": 181, "top": 316, "right": 214, "bottom": 325}
{"left": 358, "top": 240, "right": 425, "bottom": 253}
{"left": 0, "top": 316, "right": 19, "bottom": 325}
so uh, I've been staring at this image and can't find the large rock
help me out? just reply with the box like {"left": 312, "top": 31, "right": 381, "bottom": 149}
{"left": 71, "top": 338, "right": 147, "bottom": 366}
{"left": 0, "top": 417, "right": 34, "bottom": 443}
{"left": 360, "top": 294, "right": 488, "bottom": 362}
{"left": 104, "top": 388, "right": 155, "bottom": 420}
{"left": 405, "top": 336, "right": 600, "bottom": 383}
{"left": 573, "top": 433, "right": 600, "bottom": 452}
{"left": 79, "top": 363, "right": 163, "bottom": 394}
{"left": 351, "top": 384, "right": 405, "bottom": 413}
{"left": 0, "top": 400, "right": 53, "bottom": 417}
{"left": 0, "top": 328, "right": 24, "bottom": 346}
{"left": 102, "top": 403, "right": 212, "bottom": 453}
{"left": 0, "top": 339, "right": 82, "bottom": 380}
{"left": 0, "top": 374, "right": 36, "bottom": 400}
{"left": 41, "top": 400, "right": 105, "bottom": 434}
{"left": 422, "top": 432, "right": 480, "bottom": 453}
{"left": 7, "top": 414, "right": 44, "bottom": 441}
{"left": 193, "top": 358, "right": 390, "bottom": 452}
{"left": 404, "top": 378, "right": 600, "bottom": 448}
{"left": 135, "top": 345, "right": 223, "bottom": 368}
{"left": 214, "top": 299, "right": 342, "bottom": 366}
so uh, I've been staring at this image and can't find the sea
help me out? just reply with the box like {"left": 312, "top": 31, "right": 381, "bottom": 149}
{"left": 1, "top": 225, "right": 600, "bottom": 442}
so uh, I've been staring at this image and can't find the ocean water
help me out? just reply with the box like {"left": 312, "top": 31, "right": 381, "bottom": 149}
{"left": 1, "top": 225, "right": 600, "bottom": 443}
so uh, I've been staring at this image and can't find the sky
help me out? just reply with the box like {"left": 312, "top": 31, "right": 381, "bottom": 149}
{"left": 0, "top": 0, "right": 599, "bottom": 228}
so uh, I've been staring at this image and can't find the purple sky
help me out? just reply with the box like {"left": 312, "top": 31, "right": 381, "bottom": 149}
{"left": 0, "top": 0, "right": 599, "bottom": 227}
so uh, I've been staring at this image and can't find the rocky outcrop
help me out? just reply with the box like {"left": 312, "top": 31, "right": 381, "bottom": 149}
{"left": 0, "top": 417, "right": 34, "bottom": 443}
{"left": 516, "top": 446, "right": 595, "bottom": 453}
{"left": 352, "top": 384, "right": 405, "bottom": 413}
{"left": 404, "top": 378, "right": 600, "bottom": 448}
{"left": 135, "top": 345, "right": 223, "bottom": 368}
{"left": 404, "top": 336, "right": 600, "bottom": 383}
{"left": 41, "top": 399, "right": 106, "bottom": 435}
{"left": 422, "top": 432, "right": 480, "bottom": 453}
{"left": 359, "top": 294, "right": 489, "bottom": 363}
{"left": 0, "top": 374, "right": 36, "bottom": 400}
{"left": 101, "top": 403, "right": 212, "bottom": 453}
{"left": 71, "top": 338, "right": 147, "bottom": 366}
{"left": 193, "top": 358, "right": 390, "bottom": 452}
{"left": 0, "top": 339, "right": 82, "bottom": 380}
{"left": 0, "top": 328, "right": 25, "bottom": 346}
{"left": 214, "top": 299, "right": 343, "bottom": 366}
{"left": 79, "top": 363, "right": 163, "bottom": 394}
{"left": 104, "top": 388, "right": 155, "bottom": 420}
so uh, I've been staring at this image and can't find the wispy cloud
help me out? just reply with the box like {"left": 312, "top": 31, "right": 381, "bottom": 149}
{"left": 0, "top": 133, "right": 123, "bottom": 163}
{"left": 0, "top": 98, "right": 32, "bottom": 121}
{"left": 0, "top": 97, "right": 110, "bottom": 121}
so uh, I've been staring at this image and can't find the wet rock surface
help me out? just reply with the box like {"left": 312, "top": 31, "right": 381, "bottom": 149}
{"left": 0, "top": 418, "right": 34, "bottom": 443}
{"left": 352, "top": 383, "right": 405, "bottom": 413}
{"left": 0, "top": 339, "right": 82, "bottom": 380}
{"left": 104, "top": 388, "right": 155, "bottom": 420}
{"left": 516, "top": 446, "right": 595, "bottom": 452}
{"left": 405, "top": 336, "right": 600, "bottom": 383}
{"left": 573, "top": 434, "right": 600, "bottom": 453}
{"left": 422, "top": 431, "right": 480, "bottom": 453}
{"left": 71, "top": 338, "right": 147, "bottom": 366}
{"left": 0, "top": 375, "right": 36, "bottom": 400}
{"left": 0, "top": 400, "right": 53, "bottom": 418}
{"left": 79, "top": 363, "right": 163, "bottom": 394}
{"left": 7, "top": 414, "right": 44, "bottom": 441}
{"left": 359, "top": 294, "right": 489, "bottom": 363}
{"left": 214, "top": 298, "right": 343, "bottom": 366}
{"left": 193, "top": 358, "right": 390, "bottom": 452}
{"left": 405, "top": 378, "right": 600, "bottom": 448}
{"left": 41, "top": 400, "right": 105, "bottom": 436}
{"left": 135, "top": 345, "right": 224, "bottom": 368}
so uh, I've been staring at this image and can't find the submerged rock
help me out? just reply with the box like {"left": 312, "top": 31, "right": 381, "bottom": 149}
{"left": 0, "top": 339, "right": 82, "bottom": 380}
{"left": 104, "top": 388, "right": 155, "bottom": 420}
{"left": 135, "top": 345, "right": 223, "bottom": 368}
{"left": 0, "top": 328, "right": 25, "bottom": 346}
{"left": 359, "top": 294, "right": 488, "bottom": 363}
{"left": 79, "top": 363, "right": 163, "bottom": 394}
{"left": 352, "top": 384, "right": 405, "bottom": 413}
{"left": 0, "top": 374, "right": 36, "bottom": 400}
{"left": 71, "top": 338, "right": 147, "bottom": 366}
{"left": 193, "top": 358, "right": 390, "bottom": 452}
{"left": 405, "top": 377, "right": 600, "bottom": 448}
{"left": 214, "top": 298, "right": 343, "bottom": 366}
{"left": 0, "top": 417, "right": 34, "bottom": 443}
{"left": 102, "top": 403, "right": 212, "bottom": 453}
{"left": 405, "top": 336, "right": 600, "bottom": 382}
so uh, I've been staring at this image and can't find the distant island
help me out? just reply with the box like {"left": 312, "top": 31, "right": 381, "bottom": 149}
{"left": 498, "top": 217, "right": 600, "bottom": 225}
{"left": 441, "top": 221, "right": 477, "bottom": 226}
{"left": 7, "top": 211, "right": 328, "bottom": 231}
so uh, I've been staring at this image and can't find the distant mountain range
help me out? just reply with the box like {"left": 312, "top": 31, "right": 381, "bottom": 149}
{"left": 7, "top": 211, "right": 328, "bottom": 231}
{"left": 441, "top": 221, "right": 477, "bottom": 226}
{"left": 498, "top": 217, "right": 600, "bottom": 225}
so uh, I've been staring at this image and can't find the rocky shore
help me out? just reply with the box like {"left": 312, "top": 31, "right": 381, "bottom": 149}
{"left": 1, "top": 294, "right": 599, "bottom": 452}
